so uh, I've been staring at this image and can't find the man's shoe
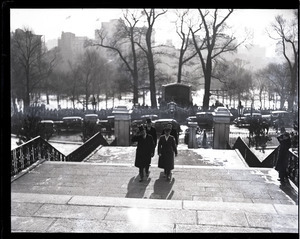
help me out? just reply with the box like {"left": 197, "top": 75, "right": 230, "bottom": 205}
{"left": 139, "top": 178, "right": 143, "bottom": 182}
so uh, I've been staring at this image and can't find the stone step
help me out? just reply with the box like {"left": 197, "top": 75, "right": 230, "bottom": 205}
{"left": 11, "top": 192, "right": 298, "bottom": 233}
{"left": 11, "top": 161, "right": 297, "bottom": 205}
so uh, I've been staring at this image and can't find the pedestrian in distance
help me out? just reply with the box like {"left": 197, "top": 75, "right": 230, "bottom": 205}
{"left": 157, "top": 127, "right": 178, "bottom": 181}
{"left": 275, "top": 127, "right": 292, "bottom": 183}
{"left": 202, "top": 129, "right": 207, "bottom": 147}
{"left": 131, "top": 125, "right": 155, "bottom": 182}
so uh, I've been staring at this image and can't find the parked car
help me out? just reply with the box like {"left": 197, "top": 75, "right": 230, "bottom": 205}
{"left": 244, "top": 112, "right": 262, "bottom": 123}
{"left": 98, "top": 116, "right": 115, "bottom": 134}
{"left": 140, "top": 114, "right": 159, "bottom": 123}
{"left": 186, "top": 116, "right": 197, "bottom": 125}
{"left": 62, "top": 116, "right": 83, "bottom": 131}
{"left": 154, "top": 118, "right": 181, "bottom": 138}
{"left": 195, "top": 111, "right": 213, "bottom": 128}
{"left": 38, "top": 120, "right": 55, "bottom": 140}
{"left": 233, "top": 116, "right": 248, "bottom": 127}
{"left": 84, "top": 114, "right": 99, "bottom": 124}
{"left": 53, "top": 120, "right": 63, "bottom": 133}
{"left": 261, "top": 114, "right": 272, "bottom": 125}
{"left": 271, "top": 110, "right": 293, "bottom": 127}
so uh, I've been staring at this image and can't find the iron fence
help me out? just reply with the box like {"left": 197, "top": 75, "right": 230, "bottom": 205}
{"left": 288, "top": 149, "right": 299, "bottom": 187}
{"left": 11, "top": 136, "right": 66, "bottom": 177}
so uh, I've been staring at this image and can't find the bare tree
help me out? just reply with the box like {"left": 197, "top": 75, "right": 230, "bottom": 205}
{"left": 42, "top": 47, "right": 61, "bottom": 105}
{"left": 66, "top": 61, "right": 81, "bottom": 109}
{"left": 254, "top": 69, "right": 269, "bottom": 109}
{"left": 78, "top": 49, "right": 102, "bottom": 110}
{"left": 190, "top": 9, "right": 244, "bottom": 110}
{"left": 89, "top": 10, "right": 143, "bottom": 105}
{"left": 11, "top": 28, "right": 59, "bottom": 110}
{"left": 268, "top": 12, "right": 298, "bottom": 111}
{"left": 260, "top": 63, "right": 290, "bottom": 109}
{"left": 174, "top": 9, "right": 197, "bottom": 83}
{"left": 136, "top": 8, "right": 168, "bottom": 108}
{"left": 216, "top": 59, "right": 253, "bottom": 108}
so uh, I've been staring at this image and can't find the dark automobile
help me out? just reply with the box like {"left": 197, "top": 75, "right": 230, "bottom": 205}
{"left": 53, "top": 120, "right": 63, "bottom": 133}
{"left": 140, "top": 114, "right": 159, "bottom": 123}
{"left": 98, "top": 117, "right": 114, "bottom": 133}
{"left": 195, "top": 111, "right": 213, "bottom": 128}
{"left": 38, "top": 120, "right": 55, "bottom": 140}
{"left": 161, "top": 83, "right": 192, "bottom": 108}
{"left": 153, "top": 118, "right": 181, "bottom": 138}
{"left": 261, "top": 114, "right": 272, "bottom": 125}
{"left": 186, "top": 116, "right": 197, "bottom": 125}
{"left": 84, "top": 114, "right": 100, "bottom": 124}
{"left": 244, "top": 113, "right": 262, "bottom": 124}
{"left": 271, "top": 110, "right": 293, "bottom": 127}
{"left": 62, "top": 116, "right": 83, "bottom": 131}
{"left": 233, "top": 116, "right": 248, "bottom": 127}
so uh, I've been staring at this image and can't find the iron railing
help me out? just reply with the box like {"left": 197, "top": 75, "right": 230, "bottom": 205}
{"left": 288, "top": 149, "right": 298, "bottom": 187}
{"left": 11, "top": 136, "right": 66, "bottom": 177}
{"left": 234, "top": 136, "right": 298, "bottom": 187}
{"left": 65, "top": 132, "right": 106, "bottom": 162}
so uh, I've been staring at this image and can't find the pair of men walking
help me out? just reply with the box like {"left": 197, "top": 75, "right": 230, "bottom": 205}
{"left": 132, "top": 120, "right": 178, "bottom": 182}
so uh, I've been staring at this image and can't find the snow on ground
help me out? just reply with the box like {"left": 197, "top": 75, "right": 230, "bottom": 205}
{"left": 11, "top": 123, "right": 281, "bottom": 168}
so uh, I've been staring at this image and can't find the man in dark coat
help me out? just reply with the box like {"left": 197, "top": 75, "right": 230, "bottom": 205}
{"left": 157, "top": 127, "right": 178, "bottom": 181}
{"left": 145, "top": 118, "right": 157, "bottom": 148}
{"left": 132, "top": 125, "right": 155, "bottom": 182}
{"left": 275, "top": 128, "right": 291, "bottom": 182}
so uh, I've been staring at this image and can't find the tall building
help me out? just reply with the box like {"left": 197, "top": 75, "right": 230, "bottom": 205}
{"left": 13, "top": 28, "right": 44, "bottom": 54}
{"left": 57, "top": 32, "right": 88, "bottom": 70}
{"left": 94, "top": 19, "right": 156, "bottom": 58}
{"left": 95, "top": 19, "right": 120, "bottom": 42}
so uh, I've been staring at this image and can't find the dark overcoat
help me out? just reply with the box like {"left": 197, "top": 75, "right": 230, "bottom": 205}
{"left": 146, "top": 126, "right": 157, "bottom": 147}
{"left": 161, "top": 128, "right": 178, "bottom": 145}
{"left": 132, "top": 134, "right": 155, "bottom": 168}
{"left": 157, "top": 135, "right": 177, "bottom": 170}
{"left": 275, "top": 133, "right": 291, "bottom": 173}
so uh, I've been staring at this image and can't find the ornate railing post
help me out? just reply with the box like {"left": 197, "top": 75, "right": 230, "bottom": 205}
{"left": 287, "top": 149, "right": 298, "bottom": 187}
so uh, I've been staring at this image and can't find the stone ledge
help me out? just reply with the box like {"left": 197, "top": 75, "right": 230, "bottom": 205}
{"left": 11, "top": 192, "right": 298, "bottom": 216}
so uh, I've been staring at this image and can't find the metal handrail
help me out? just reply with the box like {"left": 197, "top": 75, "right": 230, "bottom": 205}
{"left": 11, "top": 136, "right": 66, "bottom": 177}
{"left": 288, "top": 149, "right": 299, "bottom": 187}
{"left": 65, "top": 132, "right": 105, "bottom": 162}
{"left": 234, "top": 137, "right": 299, "bottom": 187}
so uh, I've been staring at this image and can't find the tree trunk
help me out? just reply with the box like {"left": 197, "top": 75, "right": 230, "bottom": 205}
{"left": 177, "top": 53, "right": 183, "bottom": 83}
{"left": 133, "top": 72, "right": 139, "bottom": 105}
{"left": 131, "top": 33, "right": 139, "bottom": 105}
{"left": 203, "top": 78, "right": 211, "bottom": 111}
{"left": 56, "top": 94, "right": 60, "bottom": 109}
{"left": 24, "top": 70, "right": 30, "bottom": 110}
{"left": 148, "top": 58, "right": 157, "bottom": 108}
{"left": 146, "top": 26, "right": 157, "bottom": 108}
{"left": 288, "top": 67, "right": 297, "bottom": 111}
{"left": 202, "top": 60, "right": 212, "bottom": 110}
{"left": 85, "top": 94, "right": 89, "bottom": 111}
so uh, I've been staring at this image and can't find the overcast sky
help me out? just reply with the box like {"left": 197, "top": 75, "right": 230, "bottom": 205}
{"left": 10, "top": 8, "right": 296, "bottom": 57}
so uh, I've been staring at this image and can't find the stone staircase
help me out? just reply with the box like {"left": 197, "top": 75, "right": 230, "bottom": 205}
{"left": 11, "top": 160, "right": 298, "bottom": 233}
